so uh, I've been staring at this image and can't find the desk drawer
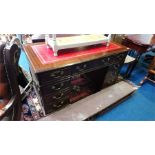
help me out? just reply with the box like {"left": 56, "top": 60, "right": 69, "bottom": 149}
{"left": 43, "top": 89, "right": 70, "bottom": 104}
{"left": 72, "top": 61, "right": 96, "bottom": 75}
{"left": 37, "top": 67, "right": 71, "bottom": 85}
{"left": 100, "top": 53, "right": 127, "bottom": 66}
{"left": 71, "top": 53, "right": 127, "bottom": 76}
{"left": 44, "top": 97, "right": 69, "bottom": 114}
{"left": 40, "top": 79, "right": 71, "bottom": 96}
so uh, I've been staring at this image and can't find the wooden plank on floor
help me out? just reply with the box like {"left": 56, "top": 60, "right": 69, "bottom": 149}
{"left": 39, "top": 81, "right": 137, "bottom": 121}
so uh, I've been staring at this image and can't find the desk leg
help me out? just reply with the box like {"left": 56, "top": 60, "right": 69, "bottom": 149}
{"left": 54, "top": 50, "right": 58, "bottom": 56}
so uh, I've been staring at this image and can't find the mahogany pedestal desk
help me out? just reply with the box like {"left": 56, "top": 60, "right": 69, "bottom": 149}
{"left": 23, "top": 42, "right": 129, "bottom": 116}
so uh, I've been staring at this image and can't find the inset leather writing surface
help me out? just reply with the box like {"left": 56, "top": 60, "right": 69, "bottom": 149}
{"left": 31, "top": 42, "right": 122, "bottom": 65}
{"left": 23, "top": 42, "right": 128, "bottom": 73}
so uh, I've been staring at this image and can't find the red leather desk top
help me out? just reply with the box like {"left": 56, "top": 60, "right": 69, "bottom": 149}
{"left": 31, "top": 43, "right": 122, "bottom": 65}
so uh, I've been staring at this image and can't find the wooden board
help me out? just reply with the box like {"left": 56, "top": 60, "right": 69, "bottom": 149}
{"left": 39, "top": 81, "right": 137, "bottom": 121}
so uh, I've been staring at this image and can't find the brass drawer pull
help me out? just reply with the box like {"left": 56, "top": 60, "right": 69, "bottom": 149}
{"left": 53, "top": 100, "right": 65, "bottom": 108}
{"left": 76, "top": 64, "right": 87, "bottom": 71}
{"left": 53, "top": 92, "right": 64, "bottom": 99}
{"left": 83, "top": 64, "right": 87, "bottom": 68}
{"left": 101, "top": 59, "right": 105, "bottom": 62}
{"left": 51, "top": 83, "right": 64, "bottom": 90}
{"left": 107, "top": 57, "right": 110, "bottom": 61}
{"left": 50, "top": 70, "right": 64, "bottom": 78}
{"left": 73, "top": 85, "right": 80, "bottom": 92}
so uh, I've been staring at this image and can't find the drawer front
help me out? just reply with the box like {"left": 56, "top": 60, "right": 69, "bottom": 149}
{"left": 40, "top": 79, "right": 71, "bottom": 96}
{"left": 71, "top": 52, "right": 127, "bottom": 76}
{"left": 44, "top": 97, "right": 70, "bottom": 114}
{"left": 43, "top": 89, "right": 70, "bottom": 104}
{"left": 72, "top": 61, "right": 96, "bottom": 75}
{"left": 99, "top": 52, "right": 127, "bottom": 66}
{"left": 37, "top": 67, "right": 71, "bottom": 85}
{"left": 33, "top": 83, "right": 70, "bottom": 114}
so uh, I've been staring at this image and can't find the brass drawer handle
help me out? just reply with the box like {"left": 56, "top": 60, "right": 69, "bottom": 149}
{"left": 83, "top": 64, "right": 87, "bottom": 68}
{"left": 53, "top": 92, "right": 64, "bottom": 99}
{"left": 101, "top": 59, "right": 105, "bottom": 62}
{"left": 51, "top": 83, "right": 64, "bottom": 90}
{"left": 50, "top": 70, "right": 64, "bottom": 78}
{"left": 73, "top": 85, "right": 80, "bottom": 92}
{"left": 107, "top": 57, "right": 110, "bottom": 61}
{"left": 53, "top": 100, "right": 65, "bottom": 108}
{"left": 76, "top": 64, "right": 87, "bottom": 71}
